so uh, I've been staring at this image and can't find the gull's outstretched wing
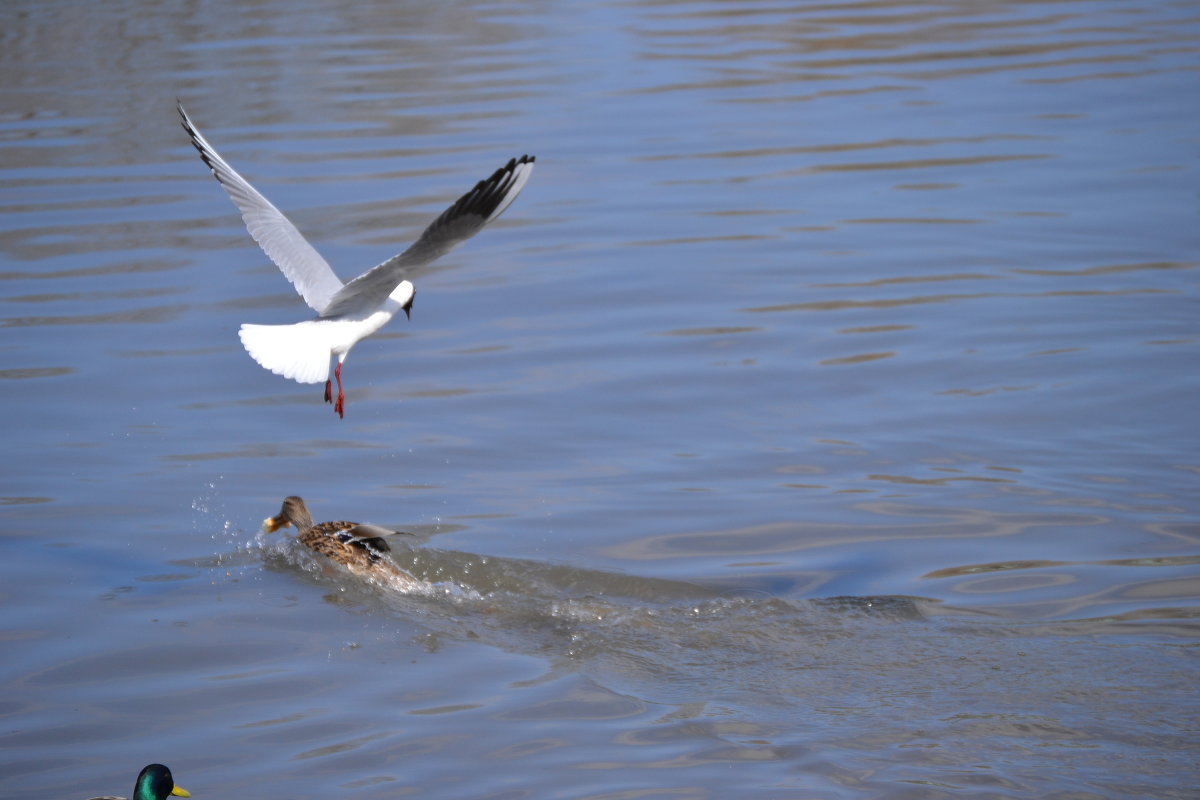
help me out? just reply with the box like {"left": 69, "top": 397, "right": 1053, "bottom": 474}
{"left": 319, "top": 155, "right": 535, "bottom": 320}
{"left": 178, "top": 102, "right": 344, "bottom": 313}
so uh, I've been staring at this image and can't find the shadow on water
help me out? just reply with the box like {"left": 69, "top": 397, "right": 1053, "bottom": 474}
{"left": 241, "top": 532, "right": 968, "bottom": 700}
{"left": 255, "top": 534, "right": 916, "bottom": 662}
{"left": 161, "top": 495, "right": 1200, "bottom": 797}
{"left": 216, "top": 533, "right": 1198, "bottom": 794}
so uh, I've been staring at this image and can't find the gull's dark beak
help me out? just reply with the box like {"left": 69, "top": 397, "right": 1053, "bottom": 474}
{"left": 403, "top": 286, "right": 416, "bottom": 320}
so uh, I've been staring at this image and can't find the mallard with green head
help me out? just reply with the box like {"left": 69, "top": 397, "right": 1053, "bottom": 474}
{"left": 263, "top": 495, "right": 420, "bottom": 589}
{"left": 88, "top": 764, "right": 189, "bottom": 800}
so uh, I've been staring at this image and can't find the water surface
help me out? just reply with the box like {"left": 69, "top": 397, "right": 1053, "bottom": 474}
{"left": 1, "top": 0, "right": 1197, "bottom": 798}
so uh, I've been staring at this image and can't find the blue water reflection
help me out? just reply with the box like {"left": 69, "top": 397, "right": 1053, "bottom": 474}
{"left": 1, "top": 0, "right": 1197, "bottom": 797}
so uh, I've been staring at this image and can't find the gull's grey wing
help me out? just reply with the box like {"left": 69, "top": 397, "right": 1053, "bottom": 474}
{"left": 319, "top": 154, "right": 535, "bottom": 319}
{"left": 178, "top": 102, "right": 344, "bottom": 313}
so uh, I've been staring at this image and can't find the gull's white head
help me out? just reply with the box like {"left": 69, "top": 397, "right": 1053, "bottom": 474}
{"left": 389, "top": 280, "right": 416, "bottom": 320}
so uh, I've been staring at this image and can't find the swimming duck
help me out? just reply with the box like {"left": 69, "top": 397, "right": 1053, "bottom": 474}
{"left": 88, "top": 764, "right": 189, "bottom": 800}
{"left": 263, "top": 495, "right": 419, "bottom": 588}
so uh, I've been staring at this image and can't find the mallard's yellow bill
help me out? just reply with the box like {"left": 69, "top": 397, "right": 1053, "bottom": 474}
{"left": 262, "top": 515, "right": 286, "bottom": 533}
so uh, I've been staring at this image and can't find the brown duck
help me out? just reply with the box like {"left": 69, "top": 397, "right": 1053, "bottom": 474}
{"left": 262, "top": 495, "right": 420, "bottom": 589}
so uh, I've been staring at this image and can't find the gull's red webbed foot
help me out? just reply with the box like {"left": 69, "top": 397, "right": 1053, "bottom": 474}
{"left": 333, "top": 362, "right": 345, "bottom": 419}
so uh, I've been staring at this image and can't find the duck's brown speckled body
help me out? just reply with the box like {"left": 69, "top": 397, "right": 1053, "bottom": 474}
{"left": 263, "top": 496, "right": 419, "bottom": 588}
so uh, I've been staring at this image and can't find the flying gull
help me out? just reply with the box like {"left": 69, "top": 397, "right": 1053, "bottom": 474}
{"left": 178, "top": 102, "right": 534, "bottom": 417}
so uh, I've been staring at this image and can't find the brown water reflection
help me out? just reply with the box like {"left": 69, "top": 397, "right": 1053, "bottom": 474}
{"left": 608, "top": 503, "right": 1103, "bottom": 560}
{"left": 744, "top": 286, "right": 1176, "bottom": 314}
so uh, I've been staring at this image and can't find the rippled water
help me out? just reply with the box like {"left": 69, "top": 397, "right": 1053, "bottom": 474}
{"left": 2, "top": 0, "right": 1198, "bottom": 798}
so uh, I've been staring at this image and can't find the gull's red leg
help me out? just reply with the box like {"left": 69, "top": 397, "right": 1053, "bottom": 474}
{"left": 324, "top": 379, "right": 332, "bottom": 404}
{"left": 333, "top": 361, "right": 345, "bottom": 418}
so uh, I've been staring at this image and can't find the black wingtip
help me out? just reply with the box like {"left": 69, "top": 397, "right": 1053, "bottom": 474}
{"left": 176, "top": 103, "right": 224, "bottom": 179}
{"left": 452, "top": 154, "right": 536, "bottom": 218}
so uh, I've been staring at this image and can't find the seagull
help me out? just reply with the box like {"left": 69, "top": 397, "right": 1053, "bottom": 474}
{"left": 178, "top": 102, "right": 535, "bottom": 417}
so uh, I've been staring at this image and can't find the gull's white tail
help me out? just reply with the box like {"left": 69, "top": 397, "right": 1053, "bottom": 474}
{"left": 239, "top": 321, "right": 332, "bottom": 384}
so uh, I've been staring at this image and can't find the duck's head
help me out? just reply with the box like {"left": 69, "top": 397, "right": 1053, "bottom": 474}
{"left": 262, "top": 495, "right": 313, "bottom": 533}
{"left": 133, "top": 764, "right": 189, "bottom": 800}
